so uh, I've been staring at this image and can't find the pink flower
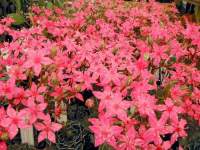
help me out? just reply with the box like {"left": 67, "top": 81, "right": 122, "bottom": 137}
{"left": 24, "top": 98, "right": 47, "bottom": 124}
{"left": 134, "top": 93, "right": 156, "bottom": 117}
{"left": 157, "top": 98, "right": 183, "bottom": 122}
{"left": 34, "top": 114, "right": 62, "bottom": 143}
{"left": 0, "top": 25, "right": 5, "bottom": 35}
{"left": 182, "top": 99, "right": 194, "bottom": 116}
{"left": 1, "top": 17, "right": 14, "bottom": 26}
{"left": 13, "top": 87, "right": 27, "bottom": 105}
{"left": 0, "top": 107, "right": 6, "bottom": 122}
{"left": 144, "top": 114, "right": 169, "bottom": 145}
{"left": 75, "top": 71, "right": 96, "bottom": 91}
{"left": 148, "top": 141, "right": 171, "bottom": 150}
{"left": 89, "top": 114, "right": 123, "bottom": 147}
{"left": 170, "top": 85, "right": 187, "bottom": 101}
{"left": 51, "top": 86, "right": 64, "bottom": 98}
{"left": 0, "top": 141, "right": 7, "bottom": 150}
{"left": 26, "top": 83, "right": 46, "bottom": 103}
{"left": 170, "top": 119, "right": 187, "bottom": 144}
{"left": 105, "top": 9, "right": 117, "bottom": 21}
{"left": 23, "top": 50, "right": 52, "bottom": 76}
{"left": 106, "top": 92, "right": 131, "bottom": 120}
{"left": 9, "top": 65, "right": 26, "bottom": 81}
{"left": 99, "top": 67, "right": 121, "bottom": 86}
{"left": 93, "top": 86, "right": 113, "bottom": 112}
{"left": 135, "top": 58, "right": 148, "bottom": 71}
{"left": 118, "top": 127, "right": 142, "bottom": 150}
{"left": 1, "top": 105, "right": 27, "bottom": 139}
{"left": 151, "top": 44, "right": 168, "bottom": 65}
{"left": 0, "top": 79, "right": 16, "bottom": 99}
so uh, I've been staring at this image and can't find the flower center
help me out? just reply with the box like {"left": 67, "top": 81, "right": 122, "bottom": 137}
{"left": 114, "top": 104, "right": 120, "bottom": 110}
{"left": 34, "top": 56, "right": 41, "bottom": 64}
{"left": 12, "top": 118, "right": 19, "bottom": 124}
{"left": 3, "top": 86, "right": 11, "bottom": 93}
{"left": 167, "top": 106, "right": 173, "bottom": 112}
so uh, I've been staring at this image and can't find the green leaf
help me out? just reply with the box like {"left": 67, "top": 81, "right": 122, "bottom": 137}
{"left": 10, "top": 0, "right": 22, "bottom": 13}
{"left": 99, "top": 143, "right": 113, "bottom": 150}
{"left": 16, "top": 0, "right": 22, "bottom": 12}
{"left": 54, "top": 0, "right": 64, "bottom": 8}
{"left": 37, "top": 1, "right": 46, "bottom": 7}
{"left": 170, "top": 56, "right": 176, "bottom": 62}
{"left": 0, "top": 76, "right": 9, "bottom": 81}
{"left": 113, "top": 120, "right": 123, "bottom": 126}
{"left": 8, "top": 13, "right": 25, "bottom": 25}
{"left": 130, "top": 106, "right": 136, "bottom": 115}
{"left": 195, "top": 6, "right": 200, "bottom": 23}
{"left": 46, "top": 2, "right": 53, "bottom": 9}
{"left": 144, "top": 52, "right": 150, "bottom": 61}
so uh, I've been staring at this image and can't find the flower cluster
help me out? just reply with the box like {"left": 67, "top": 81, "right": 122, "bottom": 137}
{"left": 0, "top": 0, "right": 199, "bottom": 149}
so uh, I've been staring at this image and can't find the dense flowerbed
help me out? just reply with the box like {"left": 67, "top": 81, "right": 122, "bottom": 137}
{"left": 0, "top": 0, "right": 200, "bottom": 149}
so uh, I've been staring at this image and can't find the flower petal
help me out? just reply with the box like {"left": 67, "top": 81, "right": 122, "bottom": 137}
{"left": 47, "top": 131, "right": 56, "bottom": 143}
{"left": 33, "top": 64, "right": 41, "bottom": 76}
{"left": 34, "top": 122, "right": 45, "bottom": 131}
{"left": 38, "top": 103, "right": 47, "bottom": 111}
{"left": 7, "top": 105, "right": 16, "bottom": 117}
{"left": 51, "top": 122, "right": 62, "bottom": 132}
{"left": 8, "top": 124, "right": 18, "bottom": 140}
{"left": 38, "top": 131, "right": 47, "bottom": 143}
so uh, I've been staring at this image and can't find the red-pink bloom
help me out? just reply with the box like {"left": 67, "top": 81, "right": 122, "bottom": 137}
{"left": 135, "top": 58, "right": 148, "bottom": 71}
{"left": 75, "top": 71, "right": 96, "bottom": 90}
{"left": 192, "top": 87, "right": 200, "bottom": 102}
{"left": 93, "top": 86, "right": 113, "bottom": 112}
{"left": 170, "top": 85, "right": 187, "bottom": 101}
{"left": 105, "top": 9, "right": 117, "bottom": 21}
{"left": 137, "top": 125, "right": 149, "bottom": 148}
{"left": 13, "top": 87, "right": 27, "bottom": 105}
{"left": 151, "top": 44, "right": 168, "bottom": 65}
{"left": 169, "top": 39, "right": 184, "bottom": 59}
{"left": 118, "top": 127, "right": 142, "bottom": 150}
{"left": 32, "top": 6, "right": 41, "bottom": 14}
{"left": 26, "top": 83, "right": 46, "bottom": 102}
{"left": 89, "top": 114, "right": 123, "bottom": 147}
{"left": 106, "top": 92, "right": 131, "bottom": 120}
{"left": 157, "top": 98, "right": 183, "bottom": 122}
{"left": 9, "top": 65, "right": 26, "bottom": 81}
{"left": 1, "top": 105, "right": 27, "bottom": 139}
{"left": 170, "top": 119, "right": 187, "bottom": 144}
{"left": 51, "top": 86, "right": 64, "bottom": 98}
{"left": 99, "top": 67, "right": 122, "bottom": 86}
{"left": 34, "top": 114, "right": 62, "bottom": 143}
{"left": 23, "top": 50, "right": 52, "bottom": 76}
{"left": 182, "top": 99, "right": 194, "bottom": 116}
{"left": 0, "top": 25, "right": 4, "bottom": 35}
{"left": 0, "top": 107, "right": 6, "bottom": 122}
{"left": 24, "top": 98, "right": 47, "bottom": 124}
{"left": 134, "top": 93, "right": 156, "bottom": 117}
{"left": 0, "top": 141, "right": 7, "bottom": 150}
{"left": 145, "top": 114, "right": 169, "bottom": 145}
{"left": 0, "top": 79, "right": 16, "bottom": 99}
{"left": 1, "top": 17, "right": 14, "bottom": 26}
{"left": 148, "top": 141, "right": 171, "bottom": 150}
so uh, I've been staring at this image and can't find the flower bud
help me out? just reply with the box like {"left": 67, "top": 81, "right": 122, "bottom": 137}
{"left": 85, "top": 98, "right": 95, "bottom": 108}
{"left": 0, "top": 132, "right": 9, "bottom": 141}
{"left": 55, "top": 106, "right": 62, "bottom": 117}
{"left": 50, "top": 47, "right": 57, "bottom": 57}
{"left": 74, "top": 84, "right": 82, "bottom": 92}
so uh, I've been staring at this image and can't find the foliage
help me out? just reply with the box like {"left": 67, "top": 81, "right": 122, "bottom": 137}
{"left": 194, "top": 5, "right": 200, "bottom": 23}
